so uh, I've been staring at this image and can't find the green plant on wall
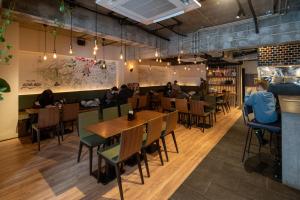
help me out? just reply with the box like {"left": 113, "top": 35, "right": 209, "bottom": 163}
{"left": 0, "top": 78, "right": 11, "bottom": 101}
{"left": 0, "top": 1, "right": 15, "bottom": 64}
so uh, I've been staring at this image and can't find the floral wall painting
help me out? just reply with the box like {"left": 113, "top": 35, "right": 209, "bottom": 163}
{"left": 19, "top": 52, "right": 117, "bottom": 95}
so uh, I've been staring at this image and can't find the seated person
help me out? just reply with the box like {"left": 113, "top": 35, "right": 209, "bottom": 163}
{"left": 118, "top": 84, "right": 132, "bottom": 104}
{"left": 101, "top": 86, "right": 119, "bottom": 108}
{"left": 164, "top": 82, "right": 172, "bottom": 97}
{"left": 38, "top": 89, "right": 54, "bottom": 108}
{"left": 172, "top": 80, "right": 181, "bottom": 93}
{"left": 245, "top": 81, "right": 278, "bottom": 144}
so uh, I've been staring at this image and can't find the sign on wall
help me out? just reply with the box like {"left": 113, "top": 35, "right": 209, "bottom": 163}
{"left": 19, "top": 52, "right": 117, "bottom": 94}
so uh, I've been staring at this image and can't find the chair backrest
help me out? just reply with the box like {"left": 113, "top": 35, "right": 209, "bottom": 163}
{"left": 165, "top": 111, "right": 178, "bottom": 134}
{"left": 38, "top": 107, "right": 60, "bottom": 129}
{"left": 223, "top": 91, "right": 230, "bottom": 102}
{"left": 62, "top": 103, "right": 79, "bottom": 122}
{"left": 78, "top": 110, "right": 99, "bottom": 139}
{"left": 242, "top": 104, "right": 253, "bottom": 125}
{"left": 190, "top": 100, "right": 205, "bottom": 115}
{"left": 138, "top": 95, "right": 148, "bottom": 109}
{"left": 102, "top": 106, "right": 119, "bottom": 121}
{"left": 162, "top": 97, "right": 172, "bottom": 111}
{"left": 144, "top": 117, "right": 163, "bottom": 146}
{"left": 128, "top": 97, "right": 137, "bottom": 110}
{"left": 120, "top": 103, "right": 132, "bottom": 117}
{"left": 204, "top": 95, "right": 217, "bottom": 109}
{"left": 175, "top": 98, "right": 188, "bottom": 113}
{"left": 118, "top": 125, "right": 144, "bottom": 161}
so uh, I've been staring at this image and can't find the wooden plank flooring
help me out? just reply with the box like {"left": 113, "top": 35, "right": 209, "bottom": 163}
{"left": 0, "top": 108, "right": 241, "bottom": 200}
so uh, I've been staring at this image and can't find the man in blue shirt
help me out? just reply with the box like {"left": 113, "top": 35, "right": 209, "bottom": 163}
{"left": 245, "top": 81, "right": 278, "bottom": 145}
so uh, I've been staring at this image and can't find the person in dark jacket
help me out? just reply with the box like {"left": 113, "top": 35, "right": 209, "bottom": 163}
{"left": 101, "top": 86, "right": 119, "bottom": 108}
{"left": 164, "top": 82, "right": 173, "bottom": 97}
{"left": 38, "top": 89, "right": 54, "bottom": 108}
{"left": 118, "top": 84, "right": 132, "bottom": 104}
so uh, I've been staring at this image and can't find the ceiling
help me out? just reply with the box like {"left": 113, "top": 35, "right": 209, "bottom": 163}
{"left": 73, "top": 0, "right": 300, "bottom": 39}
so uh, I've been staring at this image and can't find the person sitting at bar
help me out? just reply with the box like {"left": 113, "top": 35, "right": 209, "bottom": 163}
{"left": 101, "top": 86, "right": 119, "bottom": 108}
{"left": 199, "top": 78, "right": 208, "bottom": 99}
{"left": 164, "top": 82, "right": 173, "bottom": 97}
{"left": 118, "top": 84, "right": 132, "bottom": 104}
{"left": 245, "top": 80, "right": 278, "bottom": 145}
{"left": 38, "top": 89, "right": 54, "bottom": 108}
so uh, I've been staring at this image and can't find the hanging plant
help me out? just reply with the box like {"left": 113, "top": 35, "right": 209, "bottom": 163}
{"left": 0, "top": 78, "right": 11, "bottom": 101}
{"left": 0, "top": 0, "right": 15, "bottom": 64}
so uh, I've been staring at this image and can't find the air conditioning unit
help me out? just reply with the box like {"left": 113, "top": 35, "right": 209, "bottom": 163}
{"left": 96, "top": 0, "right": 200, "bottom": 25}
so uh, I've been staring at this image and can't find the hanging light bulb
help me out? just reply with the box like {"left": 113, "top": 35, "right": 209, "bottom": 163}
{"left": 94, "top": 39, "right": 98, "bottom": 51}
{"left": 43, "top": 54, "right": 47, "bottom": 61}
{"left": 138, "top": 58, "right": 142, "bottom": 63}
{"left": 180, "top": 49, "right": 184, "bottom": 54}
{"left": 120, "top": 52, "right": 123, "bottom": 60}
{"left": 159, "top": 58, "right": 162, "bottom": 63}
{"left": 93, "top": 49, "right": 97, "bottom": 56}
{"left": 53, "top": 51, "right": 57, "bottom": 59}
{"left": 173, "top": 71, "right": 177, "bottom": 75}
{"left": 155, "top": 49, "right": 158, "bottom": 57}
{"left": 188, "top": 67, "right": 191, "bottom": 71}
{"left": 69, "top": 46, "right": 73, "bottom": 55}
{"left": 167, "top": 62, "right": 170, "bottom": 66}
{"left": 184, "top": 66, "right": 187, "bottom": 70}
{"left": 156, "top": 58, "right": 159, "bottom": 62}
{"left": 124, "top": 60, "right": 127, "bottom": 66}
{"left": 206, "top": 66, "right": 209, "bottom": 70}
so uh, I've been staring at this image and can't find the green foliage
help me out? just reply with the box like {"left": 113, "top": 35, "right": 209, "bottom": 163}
{"left": 0, "top": 0, "right": 15, "bottom": 65}
{"left": 0, "top": 78, "right": 10, "bottom": 101}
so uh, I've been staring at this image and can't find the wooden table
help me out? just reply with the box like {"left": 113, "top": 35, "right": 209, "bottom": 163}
{"left": 25, "top": 106, "right": 100, "bottom": 115}
{"left": 86, "top": 110, "right": 166, "bottom": 139}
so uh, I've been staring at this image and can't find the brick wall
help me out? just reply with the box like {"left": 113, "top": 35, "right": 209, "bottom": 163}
{"left": 258, "top": 43, "right": 300, "bottom": 66}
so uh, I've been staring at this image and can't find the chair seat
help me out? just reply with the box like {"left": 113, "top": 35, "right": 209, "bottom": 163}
{"left": 99, "top": 144, "right": 120, "bottom": 163}
{"left": 81, "top": 134, "right": 106, "bottom": 147}
{"left": 248, "top": 119, "right": 281, "bottom": 133}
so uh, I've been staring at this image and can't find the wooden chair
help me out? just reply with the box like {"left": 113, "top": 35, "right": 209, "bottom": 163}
{"left": 161, "top": 97, "right": 174, "bottom": 112}
{"left": 204, "top": 95, "right": 217, "bottom": 124}
{"left": 120, "top": 103, "right": 132, "bottom": 117}
{"left": 77, "top": 110, "right": 106, "bottom": 175}
{"left": 31, "top": 107, "right": 60, "bottom": 151}
{"left": 223, "top": 91, "right": 231, "bottom": 112}
{"left": 141, "top": 117, "right": 164, "bottom": 177}
{"left": 97, "top": 125, "right": 144, "bottom": 200}
{"left": 102, "top": 106, "right": 119, "bottom": 121}
{"left": 190, "top": 100, "right": 212, "bottom": 132}
{"left": 138, "top": 95, "right": 148, "bottom": 110}
{"left": 61, "top": 103, "right": 79, "bottom": 140}
{"left": 151, "top": 92, "right": 163, "bottom": 111}
{"left": 175, "top": 98, "right": 190, "bottom": 127}
{"left": 216, "top": 94, "right": 227, "bottom": 115}
{"left": 128, "top": 96, "right": 138, "bottom": 111}
{"left": 161, "top": 111, "right": 179, "bottom": 162}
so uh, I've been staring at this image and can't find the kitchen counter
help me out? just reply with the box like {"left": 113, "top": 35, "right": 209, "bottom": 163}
{"left": 279, "top": 95, "right": 300, "bottom": 190}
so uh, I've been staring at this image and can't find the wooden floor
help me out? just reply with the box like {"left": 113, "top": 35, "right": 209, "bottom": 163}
{"left": 0, "top": 108, "right": 241, "bottom": 200}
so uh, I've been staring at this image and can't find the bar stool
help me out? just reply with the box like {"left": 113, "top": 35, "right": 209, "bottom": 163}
{"left": 241, "top": 105, "right": 281, "bottom": 162}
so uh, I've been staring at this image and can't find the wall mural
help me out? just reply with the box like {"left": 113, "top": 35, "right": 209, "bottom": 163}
{"left": 19, "top": 52, "right": 117, "bottom": 94}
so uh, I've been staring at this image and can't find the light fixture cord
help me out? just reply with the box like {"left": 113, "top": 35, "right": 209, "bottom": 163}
{"left": 44, "top": 24, "right": 47, "bottom": 54}
{"left": 70, "top": 9, "right": 73, "bottom": 48}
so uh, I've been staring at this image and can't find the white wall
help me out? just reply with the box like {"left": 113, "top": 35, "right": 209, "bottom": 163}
{"left": 0, "top": 22, "right": 19, "bottom": 141}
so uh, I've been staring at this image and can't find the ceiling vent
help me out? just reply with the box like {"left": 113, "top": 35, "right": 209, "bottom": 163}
{"left": 96, "top": 0, "right": 200, "bottom": 25}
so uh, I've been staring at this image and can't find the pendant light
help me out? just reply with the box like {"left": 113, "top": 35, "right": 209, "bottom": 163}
{"left": 155, "top": 23, "right": 159, "bottom": 57}
{"left": 120, "top": 23, "right": 123, "bottom": 60}
{"left": 93, "top": 5, "right": 98, "bottom": 55}
{"left": 53, "top": 28, "right": 57, "bottom": 59}
{"left": 124, "top": 43, "right": 127, "bottom": 66}
{"left": 43, "top": 24, "right": 47, "bottom": 61}
{"left": 69, "top": 9, "right": 73, "bottom": 55}
{"left": 193, "top": 55, "right": 197, "bottom": 64}
{"left": 102, "top": 39, "right": 106, "bottom": 69}
{"left": 138, "top": 48, "right": 142, "bottom": 63}
{"left": 177, "top": 27, "right": 181, "bottom": 64}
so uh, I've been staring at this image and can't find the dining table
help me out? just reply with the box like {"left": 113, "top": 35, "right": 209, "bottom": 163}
{"left": 86, "top": 110, "right": 167, "bottom": 184}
